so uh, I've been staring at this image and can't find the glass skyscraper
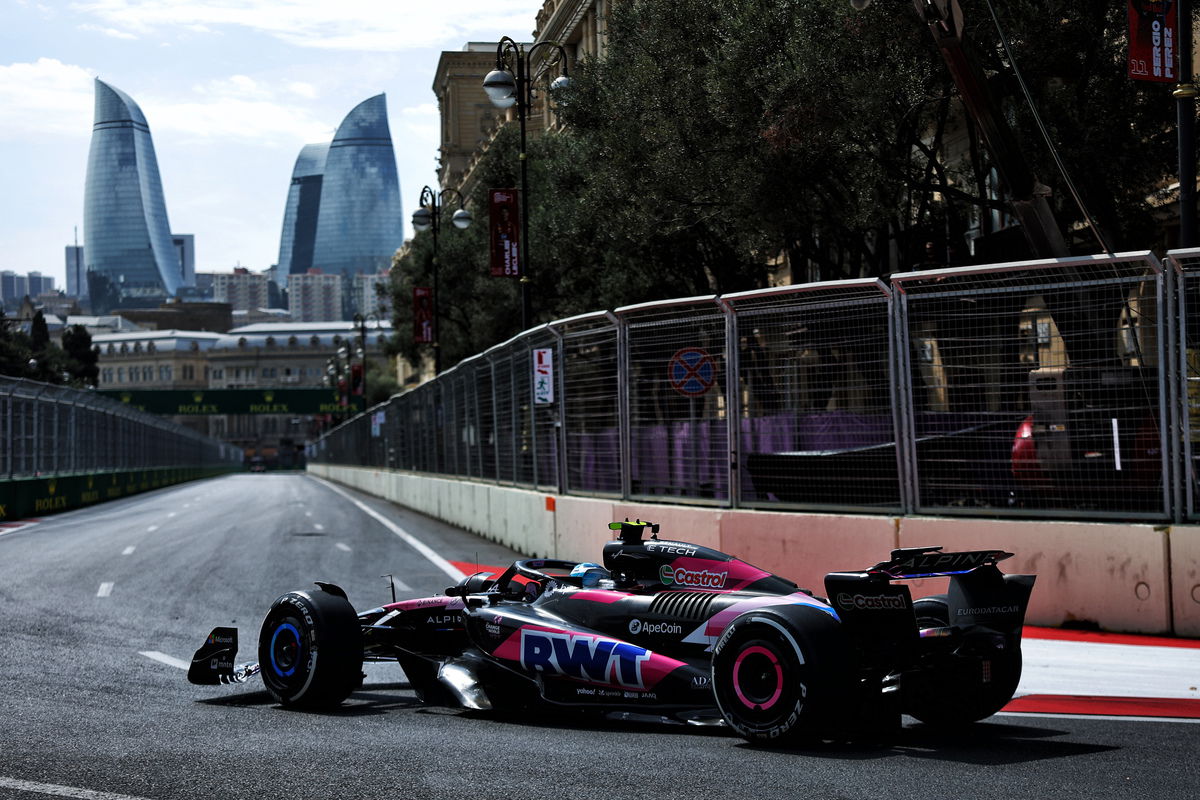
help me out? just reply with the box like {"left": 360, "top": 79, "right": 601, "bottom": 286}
{"left": 277, "top": 143, "right": 329, "bottom": 275}
{"left": 83, "top": 79, "right": 182, "bottom": 313}
{"left": 278, "top": 95, "right": 402, "bottom": 283}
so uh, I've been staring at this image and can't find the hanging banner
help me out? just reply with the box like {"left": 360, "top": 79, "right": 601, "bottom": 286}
{"left": 1128, "top": 1, "right": 1177, "bottom": 83}
{"left": 489, "top": 188, "right": 521, "bottom": 278}
{"left": 413, "top": 287, "right": 433, "bottom": 343}
{"left": 533, "top": 347, "right": 554, "bottom": 404}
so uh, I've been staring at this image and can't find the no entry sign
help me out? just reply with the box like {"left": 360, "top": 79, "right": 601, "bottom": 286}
{"left": 669, "top": 347, "right": 716, "bottom": 396}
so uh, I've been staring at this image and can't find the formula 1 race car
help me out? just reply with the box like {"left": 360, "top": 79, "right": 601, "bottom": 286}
{"left": 189, "top": 520, "right": 1036, "bottom": 743}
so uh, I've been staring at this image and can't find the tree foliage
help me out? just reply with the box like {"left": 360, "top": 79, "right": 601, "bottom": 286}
{"left": 388, "top": 0, "right": 1194, "bottom": 372}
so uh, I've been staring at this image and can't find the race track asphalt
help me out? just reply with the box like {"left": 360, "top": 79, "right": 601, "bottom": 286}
{"left": 0, "top": 472, "right": 1196, "bottom": 800}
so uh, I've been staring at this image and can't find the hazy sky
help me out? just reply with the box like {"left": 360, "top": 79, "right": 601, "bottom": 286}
{"left": 1, "top": 0, "right": 537, "bottom": 288}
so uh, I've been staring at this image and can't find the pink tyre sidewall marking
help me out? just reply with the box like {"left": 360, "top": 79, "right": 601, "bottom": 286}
{"left": 732, "top": 644, "right": 784, "bottom": 711}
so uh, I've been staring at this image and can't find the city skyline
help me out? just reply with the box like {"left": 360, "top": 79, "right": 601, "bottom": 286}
{"left": 1, "top": 0, "right": 537, "bottom": 289}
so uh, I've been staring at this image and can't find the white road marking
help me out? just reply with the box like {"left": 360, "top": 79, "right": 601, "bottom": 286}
{"left": 146, "top": 525, "right": 158, "bottom": 532}
{"left": 139, "top": 650, "right": 189, "bottom": 670}
{"left": 0, "top": 521, "right": 40, "bottom": 537}
{"left": 0, "top": 775, "right": 156, "bottom": 800}
{"left": 336, "top": 542, "right": 351, "bottom": 552}
{"left": 122, "top": 546, "right": 135, "bottom": 556}
{"left": 305, "top": 510, "right": 313, "bottom": 517}
{"left": 311, "top": 477, "right": 465, "bottom": 582}
{"left": 314, "top": 523, "right": 325, "bottom": 531}
{"left": 166, "top": 512, "right": 176, "bottom": 518}
{"left": 1019, "top": 638, "right": 1200, "bottom": 699}
{"left": 96, "top": 582, "right": 114, "bottom": 597}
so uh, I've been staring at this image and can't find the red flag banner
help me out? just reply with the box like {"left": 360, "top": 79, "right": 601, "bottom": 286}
{"left": 489, "top": 188, "right": 521, "bottom": 278}
{"left": 413, "top": 286, "right": 433, "bottom": 343}
{"left": 1128, "top": 1, "right": 1177, "bottom": 83}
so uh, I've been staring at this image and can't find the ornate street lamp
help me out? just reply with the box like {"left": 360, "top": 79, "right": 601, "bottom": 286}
{"left": 353, "top": 311, "right": 382, "bottom": 402}
{"left": 483, "top": 36, "right": 571, "bottom": 333}
{"left": 411, "top": 185, "right": 472, "bottom": 374}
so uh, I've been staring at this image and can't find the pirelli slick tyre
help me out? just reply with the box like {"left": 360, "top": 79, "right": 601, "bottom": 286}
{"left": 258, "top": 586, "right": 362, "bottom": 709}
{"left": 711, "top": 611, "right": 837, "bottom": 745}
{"left": 904, "top": 595, "right": 1022, "bottom": 726}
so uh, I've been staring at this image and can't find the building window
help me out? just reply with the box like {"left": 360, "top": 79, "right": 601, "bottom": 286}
{"left": 117, "top": 367, "right": 125, "bottom": 383}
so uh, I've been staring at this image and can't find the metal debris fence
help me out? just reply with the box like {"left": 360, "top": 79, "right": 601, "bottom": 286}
{"left": 314, "top": 250, "right": 1200, "bottom": 522}
{"left": 1, "top": 377, "right": 241, "bottom": 479}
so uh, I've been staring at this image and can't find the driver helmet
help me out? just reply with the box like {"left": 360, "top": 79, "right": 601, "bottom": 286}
{"left": 569, "top": 562, "right": 611, "bottom": 588}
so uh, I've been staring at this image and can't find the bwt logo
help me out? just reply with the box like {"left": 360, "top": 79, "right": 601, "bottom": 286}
{"left": 659, "top": 564, "right": 727, "bottom": 589}
{"left": 520, "top": 630, "right": 651, "bottom": 688}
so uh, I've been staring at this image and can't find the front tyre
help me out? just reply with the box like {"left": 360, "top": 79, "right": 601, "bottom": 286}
{"left": 258, "top": 586, "right": 362, "bottom": 709}
{"left": 711, "top": 616, "right": 816, "bottom": 744}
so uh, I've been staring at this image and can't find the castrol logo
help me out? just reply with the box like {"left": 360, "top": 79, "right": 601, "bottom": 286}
{"left": 659, "top": 564, "right": 727, "bottom": 589}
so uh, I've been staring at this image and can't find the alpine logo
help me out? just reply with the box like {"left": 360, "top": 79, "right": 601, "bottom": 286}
{"left": 628, "top": 619, "right": 683, "bottom": 636}
{"left": 836, "top": 593, "right": 907, "bottom": 611}
{"left": 520, "top": 630, "right": 651, "bottom": 688}
{"left": 659, "top": 564, "right": 727, "bottom": 589}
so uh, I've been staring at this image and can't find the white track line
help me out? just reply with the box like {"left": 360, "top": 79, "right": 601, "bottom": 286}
{"left": 139, "top": 651, "right": 189, "bottom": 670}
{"left": 96, "top": 582, "right": 114, "bottom": 597}
{"left": 311, "top": 477, "right": 465, "bottom": 582}
{"left": 122, "top": 546, "right": 135, "bottom": 556}
{"left": 0, "top": 775, "right": 156, "bottom": 800}
{"left": 336, "top": 542, "right": 351, "bottom": 552}
{"left": 314, "top": 523, "right": 324, "bottom": 531}
{"left": 146, "top": 525, "right": 158, "bottom": 532}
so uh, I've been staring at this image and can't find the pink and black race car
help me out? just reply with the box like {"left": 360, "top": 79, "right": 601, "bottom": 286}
{"left": 189, "top": 520, "right": 1036, "bottom": 744}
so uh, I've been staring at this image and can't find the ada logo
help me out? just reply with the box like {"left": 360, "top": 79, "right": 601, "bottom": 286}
{"left": 520, "top": 629, "right": 651, "bottom": 689}
{"left": 659, "top": 564, "right": 727, "bottom": 589}
{"left": 691, "top": 675, "right": 710, "bottom": 688}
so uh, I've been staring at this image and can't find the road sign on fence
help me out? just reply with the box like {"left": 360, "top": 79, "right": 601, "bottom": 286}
{"left": 668, "top": 347, "right": 716, "bottom": 396}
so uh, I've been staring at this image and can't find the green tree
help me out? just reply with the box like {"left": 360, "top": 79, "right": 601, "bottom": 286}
{"left": 61, "top": 324, "right": 99, "bottom": 387}
{"left": 391, "top": 0, "right": 1195, "bottom": 370}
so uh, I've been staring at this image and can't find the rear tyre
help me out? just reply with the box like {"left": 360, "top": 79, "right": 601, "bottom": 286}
{"left": 904, "top": 594, "right": 1022, "bottom": 726}
{"left": 258, "top": 586, "right": 362, "bottom": 709}
{"left": 711, "top": 616, "right": 820, "bottom": 744}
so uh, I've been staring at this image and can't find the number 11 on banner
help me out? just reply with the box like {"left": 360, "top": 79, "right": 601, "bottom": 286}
{"left": 533, "top": 348, "right": 554, "bottom": 404}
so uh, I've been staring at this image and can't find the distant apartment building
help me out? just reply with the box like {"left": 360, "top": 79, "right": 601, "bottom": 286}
{"left": 65, "top": 246, "right": 87, "bottom": 300}
{"left": 1, "top": 270, "right": 55, "bottom": 311}
{"left": 287, "top": 270, "right": 343, "bottom": 322}
{"left": 353, "top": 271, "right": 391, "bottom": 318}
{"left": 212, "top": 268, "right": 270, "bottom": 312}
{"left": 172, "top": 234, "right": 196, "bottom": 287}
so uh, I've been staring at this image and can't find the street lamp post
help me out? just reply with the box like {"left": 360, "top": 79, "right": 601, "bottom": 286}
{"left": 353, "top": 311, "right": 382, "bottom": 402}
{"left": 483, "top": 37, "right": 571, "bottom": 333}
{"left": 1175, "top": 0, "right": 1197, "bottom": 248}
{"left": 411, "top": 186, "right": 472, "bottom": 374}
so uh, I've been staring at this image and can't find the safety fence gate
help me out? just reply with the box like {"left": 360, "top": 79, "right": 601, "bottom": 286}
{"left": 314, "top": 249, "right": 1200, "bottom": 522}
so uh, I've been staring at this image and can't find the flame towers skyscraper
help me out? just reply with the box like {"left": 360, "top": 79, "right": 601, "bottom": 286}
{"left": 277, "top": 94, "right": 402, "bottom": 309}
{"left": 83, "top": 79, "right": 183, "bottom": 313}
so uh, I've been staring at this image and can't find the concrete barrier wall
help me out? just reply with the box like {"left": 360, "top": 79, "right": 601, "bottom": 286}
{"left": 1170, "top": 525, "right": 1200, "bottom": 637}
{"left": 307, "top": 464, "right": 1194, "bottom": 637}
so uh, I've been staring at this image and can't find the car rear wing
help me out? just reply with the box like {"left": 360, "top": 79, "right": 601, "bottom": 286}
{"left": 865, "top": 546, "right": 1014, "bottom": 580}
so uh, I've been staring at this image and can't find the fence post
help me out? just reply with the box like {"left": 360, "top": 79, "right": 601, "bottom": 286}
{"left": 891, "top": 285, "right": 918, "bottom": 515}
{"left": 611, "top": 312, "right": 631, "bottom": 501}
{"left": 719, "top": 296, "right": 740, "bottom": 509}
{"left": 549, "top": 323, "right": 567, "bottom": 495}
